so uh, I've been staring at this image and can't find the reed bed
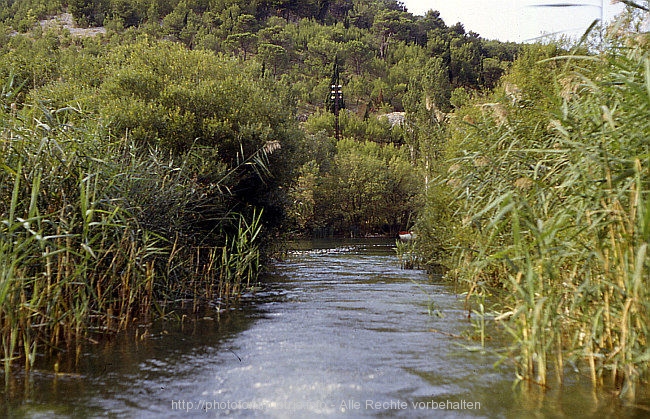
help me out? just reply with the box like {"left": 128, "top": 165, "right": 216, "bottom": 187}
{"left": 427, "top": 28, "right": 650, "bottom": 399}
{"left": 0, "top": 100, "right": 265, "bottom": 374}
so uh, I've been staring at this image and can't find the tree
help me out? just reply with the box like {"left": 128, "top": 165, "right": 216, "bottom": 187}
{"left": 315, "top": 139, "right": 421, "bottom": 234}
{"left": 304, "top": 34, "right": 341, "bottom": 75}
{"left": 450, "top": 37, "right": 481, "bottom": 87}
{"left": 372, "top": 9, "right": 412, "bottom": 59}
{"left": 288, "top": 160, "right": 320, "bottom": 231}
{"left": 69, "top": 0, "right": 109, "bottom": 26}
{"left": 162, "top": 1, "right": 189, "bottom": 37}
{"left": 258, "top": 43, "right": 288, "bottom": 77}
{"left": 328, "top": 0, "right": 353, "bottom": 23}
{"left": 225, "top": 32, "right": 258, "bottom": 60}
{"left": 481, "top": 57, "right": 506, "bottom": 89}
{"left": 422, "top": 56, "right": 451, "bottom": 112}
{"left": 343, "top": 39, "right": 373, "bottom": 75}
{"left": 109, "top": 0, "right": 146, "bottom": 27}
{"left": 411, "top": 9, "right": 446, "bottom": 46}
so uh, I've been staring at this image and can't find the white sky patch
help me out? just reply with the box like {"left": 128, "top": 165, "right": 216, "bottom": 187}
{"left": 401, "top": 0, "right": 627, "bottom": 42}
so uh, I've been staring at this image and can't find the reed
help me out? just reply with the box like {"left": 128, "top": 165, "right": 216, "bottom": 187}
{"left": 0, "top": 97, "right": 269, "bottom": 374}
{"left": 394, "top": 238, "right": 421, "bottom": 269}
{"left": 423, "top": 16, "right": 650, "bottom": 399}
{"left": 218, "top": 208, "right": 263, "bottom": 300}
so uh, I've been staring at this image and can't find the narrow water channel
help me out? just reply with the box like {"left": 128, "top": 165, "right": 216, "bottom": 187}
{"left": 3, "top": 239, "right": 648, "bottom": 417}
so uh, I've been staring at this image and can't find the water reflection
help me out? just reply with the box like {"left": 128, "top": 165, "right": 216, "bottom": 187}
{"left": 2, "top": 239, "right": 648, "bottom": 417}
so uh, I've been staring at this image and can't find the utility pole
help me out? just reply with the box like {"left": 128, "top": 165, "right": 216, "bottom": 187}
{"left": 331, "top": 82, "right": 342, "bottom": 141}
{"left": 327, "top": 60, "right": 344, "bottom": 141}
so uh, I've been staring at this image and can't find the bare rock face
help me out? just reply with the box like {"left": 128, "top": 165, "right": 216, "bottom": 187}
{"left": 378, "top": 111, "right": 406, "bottom": 127}
{"left": 40, "top": 13, "right": 107, "bottom": 37}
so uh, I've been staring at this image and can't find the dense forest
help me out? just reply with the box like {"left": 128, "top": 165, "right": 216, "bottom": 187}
{"left": 1, "top": 0, "right": 648, "bottom": 402}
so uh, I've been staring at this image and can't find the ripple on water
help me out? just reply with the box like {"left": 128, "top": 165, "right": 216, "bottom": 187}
{"left": 7, "top": 239, "right": 649, "bottom": 417}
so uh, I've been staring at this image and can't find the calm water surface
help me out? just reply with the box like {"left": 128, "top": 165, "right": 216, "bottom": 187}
{"left": 2, "top": 239, "right": 648, "bottom": 418}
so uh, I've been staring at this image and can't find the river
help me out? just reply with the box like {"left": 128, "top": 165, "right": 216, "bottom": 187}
{"left": 2, "top": 239, "right": 648, "bottom": 417}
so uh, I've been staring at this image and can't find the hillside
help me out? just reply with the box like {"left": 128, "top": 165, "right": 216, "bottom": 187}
{"left": 1, "top": 0, "right": 521, "bottom": 116}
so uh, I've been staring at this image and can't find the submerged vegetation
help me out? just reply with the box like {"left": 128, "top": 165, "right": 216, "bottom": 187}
{"left": 0, "top": 0, "right": 648, "bottom": 405}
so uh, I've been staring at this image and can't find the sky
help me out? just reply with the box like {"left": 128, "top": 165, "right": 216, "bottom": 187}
{"left": 401, "top": 1, "right": 628, "bottom": 42}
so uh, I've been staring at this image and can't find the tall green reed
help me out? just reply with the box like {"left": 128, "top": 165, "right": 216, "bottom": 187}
{"left": 218, "top": 208, "right": 263, "bottom": 299}
{"left": 429, "top": 26, "right": 650, "bottom": 399}
{"left": 0, "top": 98, "right": 273, "bottom": 375}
